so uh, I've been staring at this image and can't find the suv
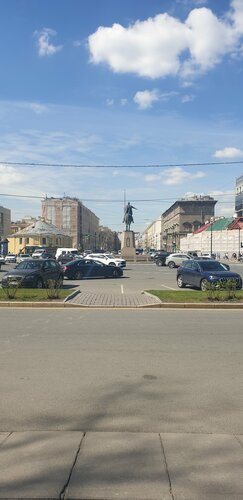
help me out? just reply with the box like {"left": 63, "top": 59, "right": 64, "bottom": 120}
{"left": 165, "top": 252, "right": 192, "bottom": 268}
{"left": 154, "top": 251, "right": 171, "bottom": 267}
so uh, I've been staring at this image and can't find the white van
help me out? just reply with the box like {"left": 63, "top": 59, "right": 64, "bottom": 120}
{"left": 55, "top": 248, "right": 79, "bottom": 260}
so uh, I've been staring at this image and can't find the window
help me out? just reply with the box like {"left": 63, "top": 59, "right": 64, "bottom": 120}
{"left": 26, "top": 238, "right": 29, "bottom": 244}
{"left": 42, "top": 238, "right": 46, "bottom": 245}
{"left": 19, "top": 238, "right": 22, "bottom": 244}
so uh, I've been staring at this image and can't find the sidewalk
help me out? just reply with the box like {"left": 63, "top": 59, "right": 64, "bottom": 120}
{"left": 67, "top": 289, "right": 161, "bottom": 308}
{"left": 1, "top": 430, "right": 243, "bottom": 499}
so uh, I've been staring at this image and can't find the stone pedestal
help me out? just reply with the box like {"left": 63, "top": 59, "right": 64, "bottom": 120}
{"left": 121, "top": 231, "right": 136, "bottom": 259}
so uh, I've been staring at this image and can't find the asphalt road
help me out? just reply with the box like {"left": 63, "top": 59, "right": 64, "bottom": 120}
{"left": 1, "top": 308, "right": 243, "bottom": 434}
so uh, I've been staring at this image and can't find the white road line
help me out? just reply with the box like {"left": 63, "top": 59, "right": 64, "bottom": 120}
{"left": 160, "top": 284, "right": 177, "bottom": 290}
{"left": 121, "top": 284, "right": 124, "bottom": 294}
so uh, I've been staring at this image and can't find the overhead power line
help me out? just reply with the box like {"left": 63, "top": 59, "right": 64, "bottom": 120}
{"left": 0, "top": 192, "right": 235, "bottom": 202}
{"left": 1, "top": 160, "right": 243, "bottom": 168}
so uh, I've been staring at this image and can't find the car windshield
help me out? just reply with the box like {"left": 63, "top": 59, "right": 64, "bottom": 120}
{"left": 16, "top": 261, "right": 42, "bottom": 270}
{"left": 199, "top": 261, "right": 227, "bottom": 271}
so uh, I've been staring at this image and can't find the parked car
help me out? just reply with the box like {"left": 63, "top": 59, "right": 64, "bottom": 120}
{"left": 176, "top": 259, "right": 242, "bottom": 291}
{"left": 57, "top": 253, "right": 76, "bottom": 264}
{"left": 165, "top": 253, "right": 192, "bottom": 268}
{"left": 62, "top": 259, "right": 123, "bottom": 279}
{"left": 4, "top": 253, "right": 17, "bottom": 263}
{"left": 86, "top": 253, "right": 126, "bottom": 268}
{"left": 154, "top": 251, "right": 171, "bottom": 267}
{"left": 17, "top": 253, "right": 31, "bottom": 263}
{"left": 0, "top": 255, "right": 5, "bottom": 265}
{"left": 38, "top": 253, "right": 55, "bottom": 260}
{"left": 200, "top": 252, "right": 216, "bottom": 259}
{"left": 1, "top": 259, "right": 64, "bottom": 288}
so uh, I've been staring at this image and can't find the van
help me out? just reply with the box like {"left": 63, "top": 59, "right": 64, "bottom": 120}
{"left": 55, "top": 248, "right": 79, "bottom": 260}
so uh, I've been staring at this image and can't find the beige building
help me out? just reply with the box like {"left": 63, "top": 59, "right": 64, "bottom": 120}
{"left": 141, "top": 218, "right": 162, "bottom": 251}
{"left": 161, "top": 195, "right": 217, "bottom": 251}
{"left": 141, "top": 195, "right": 217, "bottom": 252}
{"left": 41, "top": 197, "right": 99, "bottom": 250}
{"left": 8, "top": 219, "right": 72, "bottom": 255}
{"left": 0, "top": 205, "right": 11, "bottom": 240}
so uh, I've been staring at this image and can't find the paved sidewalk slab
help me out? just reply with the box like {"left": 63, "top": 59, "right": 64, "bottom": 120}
{"left": 0, "top": 431, "right": 83, "bottom": 499}
{"left": 68, "top": 290, "right": 161, "bottom": 307}
{"left": 162, "top": 433, "right": 243, "bottom": 499}
{"left": 67, "top": 432, "right": 171, "bottom": 499}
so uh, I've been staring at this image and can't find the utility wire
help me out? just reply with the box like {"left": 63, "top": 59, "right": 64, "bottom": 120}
{"left": 0, "top": 192, "right": 235, "bottom": 201}
{"left": 1, "top": 160, "right": 243, "bottom": 168}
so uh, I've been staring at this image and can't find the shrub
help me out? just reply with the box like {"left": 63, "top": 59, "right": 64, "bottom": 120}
{"left": 205, "top": 279, "right": 238, "bottom": 301}
{"left": 1, "top": 279, "right": 23, "bottom": 300}
{"left": 45, "top": 279, "right": 62, "bottom": 299}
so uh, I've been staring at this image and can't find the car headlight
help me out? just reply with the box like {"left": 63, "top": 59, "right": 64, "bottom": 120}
{"left": 209, "top": 275, "right": 218, "bottom": 280}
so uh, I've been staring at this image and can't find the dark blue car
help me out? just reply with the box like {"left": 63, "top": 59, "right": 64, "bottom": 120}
{"left": 177, "top": 259, "right": 242, "bottom": 291}
{"left": 63, "top": 259, "right": 123, "bottom": 279}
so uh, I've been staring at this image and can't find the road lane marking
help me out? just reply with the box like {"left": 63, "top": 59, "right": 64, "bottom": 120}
{"left": 121, "top": 284, "right": 124, "bottom": 294}
{"left": 160, "top": 284, "right": 177, "bottom": 290}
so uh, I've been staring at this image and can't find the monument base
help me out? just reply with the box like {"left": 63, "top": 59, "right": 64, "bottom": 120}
{"left": 121, "top": 231, "right": 136, "bottom": 259}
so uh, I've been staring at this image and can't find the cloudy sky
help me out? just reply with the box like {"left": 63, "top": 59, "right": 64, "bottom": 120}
{"left": 1, "top": 0, "right": 243, "bottom": 232}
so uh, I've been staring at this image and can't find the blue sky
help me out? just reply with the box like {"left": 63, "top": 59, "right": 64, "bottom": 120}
{"left": 1, "top": 0, "right": 243, "bottom": 232}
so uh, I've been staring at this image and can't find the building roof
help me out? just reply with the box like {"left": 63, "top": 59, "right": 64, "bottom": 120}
{"left": 205, "top": 218, "right": 233, "bottom": 231}
{"left": 193, "top": 222, "right": 211, "bottom": 234}
{"left": 162, "top": 197, "right": 217, "bottom": 218}
{"left": 228, "top": 217, "right": 243, "bottom": 230}
{"left": 10, "top": 219, "right": 70, "bottom": 237}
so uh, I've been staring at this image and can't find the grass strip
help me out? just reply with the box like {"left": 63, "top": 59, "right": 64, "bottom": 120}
{"left": 147, "top": 289, "right": 243, "bottom": 303}
{"left": 0, "top": 288, "right": 73, "bottom": 301}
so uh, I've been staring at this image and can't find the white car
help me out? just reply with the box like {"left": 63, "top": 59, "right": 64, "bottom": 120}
{"left": 17, "top": 253, "right": 31, "bottom": 263}
{"left": 4, "top": 253, "right": 17, "bottom": 263}
{"left": 86, "top": 253, "right": 126, "bottom": 268}
{"left": 165, "top": 252, "right": 192, "bottom": 268}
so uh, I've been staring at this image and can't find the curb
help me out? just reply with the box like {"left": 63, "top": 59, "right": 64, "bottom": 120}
{"left": 0, "top": 300, "right": 243, "bottom": 309}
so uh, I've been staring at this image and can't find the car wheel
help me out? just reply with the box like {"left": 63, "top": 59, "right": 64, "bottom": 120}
{"left": 74, "top": 270, "right": 83, "bottom": 280}
{"left": 109, "top": 262, "right": 116, "bottom": 266}
{"left": 36, "top": 278, "right": 43, "bottom": 289}
{"left": 58, "top": 276, "right": 63, "bottom": 288}
{"left": 200, "top": 278, "right": 208, "bottom": 291}
{"left": 112, "top": 269, "right": 119, "bottom": 278}
{"left": 156, "top": 260, "right": 163, "bottom": 267}
{"left": 168, "top": 261, "right": 175, "bottom": 268}
{"left": 177, "top": 275, "right": 185, "bottom": 288}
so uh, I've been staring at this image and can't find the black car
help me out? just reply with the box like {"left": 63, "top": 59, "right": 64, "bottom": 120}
{"left": 63, "top": 259, "right": 123, "bottom": 279}
{"left": 177, "top": 259, "right": 242, "bottom": 291}
{"left": 154, "top": 251, "right": 171, "bottom": 266}
{"left": 1, "top": 259, "right": 64, "bottom": 288}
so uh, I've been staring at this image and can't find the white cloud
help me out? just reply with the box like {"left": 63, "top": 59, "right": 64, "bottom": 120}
{"left": 134, "top": 89, "right": 159, "bottom": 109}
{"left": 0, "top": 164, "right": 24, "bottom": 186}
{"left": 73, "top": 40, "right": 82, "bottom": 47}
{"left": 106, "top": 98, "right": 114, "bottom": 106}
{"left": 213, "top": 147, "right": 243, "bottom": 158}
{"left": 15, "top": 102, "right": 48, "bottom": 115}
{"left": 144, "top": 167, "right": 206, "bottom": 185}
{"left": 88, "top": 1, "right": 243, "bottom": 82}
{"left": 164, "top": 167, "right": 205, "bottom": 184}
{"left": 181, "top": 94, "right": 195, "bottom": 103}
{"left": 34, "top": 28, "right": 63, "bottom": 57}
{"left": 120, "top": 98, "right": 128, "bottom": 106}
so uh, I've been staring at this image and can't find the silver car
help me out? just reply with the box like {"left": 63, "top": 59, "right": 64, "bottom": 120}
{"left": 165, "top": 252, "right": 192, "bottom": 268}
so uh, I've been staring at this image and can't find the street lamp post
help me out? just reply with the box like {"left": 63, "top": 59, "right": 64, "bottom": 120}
{"left": 210, "top": 217, "right": 213, "bottom": 254}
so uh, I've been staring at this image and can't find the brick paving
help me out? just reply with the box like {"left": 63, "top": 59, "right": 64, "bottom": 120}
{"left": 68, "top": 289, "right": 161, "bottom": 307}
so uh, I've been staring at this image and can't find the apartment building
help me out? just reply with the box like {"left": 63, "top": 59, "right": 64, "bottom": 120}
{"left": 41, "top": 197, "right": 99, "bottom": 249}
{"left": 0, "top": 205, "right": 11, "bottom": 240}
